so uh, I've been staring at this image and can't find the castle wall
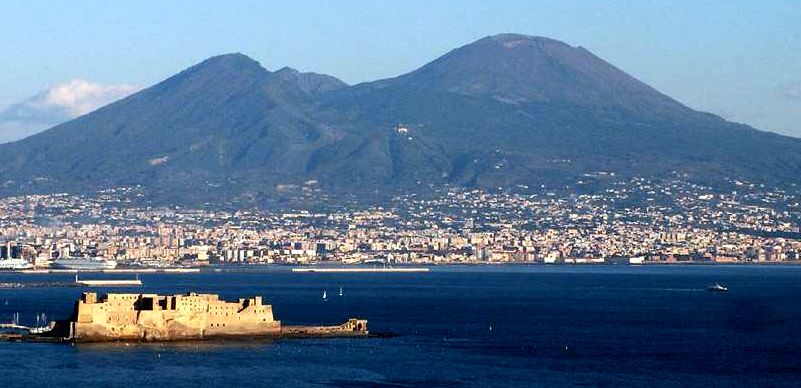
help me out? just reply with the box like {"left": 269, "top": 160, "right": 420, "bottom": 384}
{"left": 72, "top": 292, "right": 281, "bottom": 341}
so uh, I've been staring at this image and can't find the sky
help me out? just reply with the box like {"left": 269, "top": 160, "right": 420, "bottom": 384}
{"left": 1, "top": 0, "right": 799, "bottom": 139}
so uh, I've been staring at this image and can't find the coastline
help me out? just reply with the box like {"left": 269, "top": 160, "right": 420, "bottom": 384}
{"left": 2, "top": 261, "right": 801, "bottom": 275}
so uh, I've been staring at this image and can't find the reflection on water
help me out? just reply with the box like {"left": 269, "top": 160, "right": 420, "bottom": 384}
{"left": 73, "top": 337, "right": 280, "bottom": 353}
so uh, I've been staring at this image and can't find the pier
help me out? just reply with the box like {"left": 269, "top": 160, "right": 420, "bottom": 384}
{"left": 291, "top": 267, "right": 429, "bottom": 273}
{"left": 282, "top": 318, "right": 368, "bottom": 337}
{"left": 74, "top": 275, "right": 142, "bottom": 287}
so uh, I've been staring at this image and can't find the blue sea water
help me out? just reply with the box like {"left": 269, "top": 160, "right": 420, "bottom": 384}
{"left": 1, "top": 265, "right": 800, "bottom": 387}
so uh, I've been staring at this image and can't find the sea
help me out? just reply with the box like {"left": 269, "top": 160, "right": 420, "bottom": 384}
{"left": 1, "top": 265, "right": 800, "bottom": 387}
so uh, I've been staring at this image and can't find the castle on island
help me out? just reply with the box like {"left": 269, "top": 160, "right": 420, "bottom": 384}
{"left": 48, "top": 292, "right": 367, "bottom": 342}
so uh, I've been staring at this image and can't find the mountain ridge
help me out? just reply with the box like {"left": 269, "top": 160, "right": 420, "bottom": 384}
{"left": 1, "top": 34, "right": 799, "bottom": 204}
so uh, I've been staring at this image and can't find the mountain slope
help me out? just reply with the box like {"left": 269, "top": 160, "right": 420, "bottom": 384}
{"left": 314, "top": 34, "right": 801, "bottom": 187}
{"left": 2, "top": 54, "right": 351, "bottom": 183}
{"left": 1, "top": 35, "right": 800, "bottom": 203}
{"left": 273, "top": 67, "right": 348, "bottom": 94}
{"left": 369, "top": 34, "right": 688, "bottom": 114}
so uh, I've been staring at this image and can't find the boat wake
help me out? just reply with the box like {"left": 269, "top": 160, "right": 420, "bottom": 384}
{"left": 622, "top": 287, "right": 706, "bottom": 292}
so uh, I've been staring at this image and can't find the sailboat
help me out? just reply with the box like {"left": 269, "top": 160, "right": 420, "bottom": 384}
{"left": 338, "top": 286, "right": 343, "bottom": 297}
{"left": 706, "top": 283, "right": 728, "bottom": 292}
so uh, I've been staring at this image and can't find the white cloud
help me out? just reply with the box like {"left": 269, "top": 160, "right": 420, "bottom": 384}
{"left": 39, "top": 79, "right": 140, "bottom": 116}
{"left": 0, "top": 79, "right": 140, "bottom": 143}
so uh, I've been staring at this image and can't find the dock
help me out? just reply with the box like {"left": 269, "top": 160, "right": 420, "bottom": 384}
{"left": 291, "top": 267, "right": 429, "bottom": 273}
{"left": 281, "top": 318, "right": 369, "bottom": 338}
{"left": 76, "top": 279, "right": 143, "bottom": 286}
{"left": 74, "top": 275, "right": 142, "bottom": 287}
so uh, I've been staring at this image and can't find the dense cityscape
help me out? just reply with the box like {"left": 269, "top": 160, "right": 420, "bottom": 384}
{"left": 2, "top": 176, "right": 800, "bottom": 268}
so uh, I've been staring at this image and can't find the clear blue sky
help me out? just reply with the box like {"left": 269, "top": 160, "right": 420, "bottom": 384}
{"left": 1, "top": 0, "right": 799, "bottom": 136}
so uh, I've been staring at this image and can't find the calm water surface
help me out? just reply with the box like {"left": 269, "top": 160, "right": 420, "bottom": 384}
{"left": 1, "top": 265, "right": 800, "bottom": 387}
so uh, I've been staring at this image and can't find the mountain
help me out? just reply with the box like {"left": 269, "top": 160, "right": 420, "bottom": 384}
{"left": 311, "top": 34, "right": 801, "bottom": 188}
{"left": 368, "top": 34, "right": 686, "bottom": 112}
{"left": 1, "top": 35, "right": 800, "bottom": 204}
{"left": 272, "top": 67, "right": 347, "bottom": 94}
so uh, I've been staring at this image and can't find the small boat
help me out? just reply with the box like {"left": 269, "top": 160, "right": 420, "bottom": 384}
{"left": 338, "top": 286, "right": 343, "bottom": 297}
{"left": 707, "top": 283, "right": 728, "bottom": 292}
{"left": 322, "top": 290, "right": 327, "bottom": 300}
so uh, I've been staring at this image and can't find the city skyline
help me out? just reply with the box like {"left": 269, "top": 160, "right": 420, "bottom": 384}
{"left": 2, "top": 177, "right": 800, "bottom": 267}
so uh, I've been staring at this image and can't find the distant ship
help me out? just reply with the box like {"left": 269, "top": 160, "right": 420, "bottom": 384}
{"left": 51, "top": 257, "right": 117, "bottom": 270}
{"left": 706, "top": 283, "right": 728, "bottom": 292}
{"left": 0, "top": 258, "right": 33, "bottom": 270}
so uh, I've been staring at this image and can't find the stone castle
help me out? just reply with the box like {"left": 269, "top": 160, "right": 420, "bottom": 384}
{"left": 51, "top": 292, "right": 367, "bottom": 342}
